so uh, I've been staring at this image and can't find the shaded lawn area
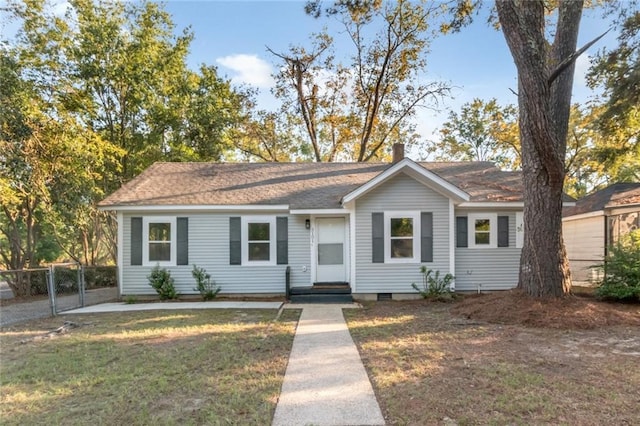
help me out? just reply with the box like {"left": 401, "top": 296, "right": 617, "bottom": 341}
{"left": 345, "top": 300, "right": 640, "bottom": 425}
{"left": 0, "top": 309, "right": 300, "bottom": 425}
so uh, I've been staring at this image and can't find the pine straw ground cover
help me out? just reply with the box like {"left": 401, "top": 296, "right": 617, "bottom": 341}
{"left": 345, "top": 290, "right": 640, "bottom": 426}
{"left": 0, "top": 309, "right": 300, "bottom": 425}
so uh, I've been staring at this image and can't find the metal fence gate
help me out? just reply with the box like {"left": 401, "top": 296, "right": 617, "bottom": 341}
{"left": 0, "top": 264, "right": 118, "bottom": 316}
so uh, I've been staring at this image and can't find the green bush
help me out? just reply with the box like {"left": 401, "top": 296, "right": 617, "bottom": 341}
{"left": 411, "top": 266, "right": 455, "bottom": 301}
{"left": 147, "top": 265, "right": 178, "bottom": 300}
{"left": 596, "top": 230, "right": 640, "bottom": 302}
{"left": 192, "top": 265, "right": 220, "bottom": 301}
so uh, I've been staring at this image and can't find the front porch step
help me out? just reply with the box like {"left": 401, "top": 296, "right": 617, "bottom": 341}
{"left": 288, "top": 282, "right": 352, "bottom": 303}
{"left": 289, "top": 294, "right": 353, "bottom": 304}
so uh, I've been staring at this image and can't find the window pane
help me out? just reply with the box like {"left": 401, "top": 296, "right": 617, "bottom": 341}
{"left": 248, "top": 223, "right": 270, "bottom": 241}
{"left": 318, "top": 243, "right": 343, "bottom": 265}
{"left": 391, "top": 239, "right": 413, "bottom": 258}
{"left": 149, "top": 242, "right": 171, "bottom": 261}
{"left": 390, "top": 218, "right": 413, "bottom": 237}
{"left": 475, "top": 232, "right": 490, "bottom": 245}
{"left": 149, "top": 223, "right": 171, "bottom": 241}
{"left": 248, "top": 242, "right": 270, "bottom": 261}
{"left": 475, "top": 219, "right": 490, "bottom": 232}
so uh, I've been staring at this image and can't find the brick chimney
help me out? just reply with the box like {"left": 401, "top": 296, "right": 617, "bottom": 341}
{"left": 392, "top": 143, "right": 405, "bottom": 163}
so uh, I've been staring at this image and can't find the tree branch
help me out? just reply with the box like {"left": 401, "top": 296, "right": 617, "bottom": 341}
{"left": 548, "top": 29, "right": 610, "bottom": 85}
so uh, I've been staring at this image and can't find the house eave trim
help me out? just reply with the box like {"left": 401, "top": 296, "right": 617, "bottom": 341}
{"left": 98, "top": 204, "right": 291, "bottom": 212}
{"left": 290, "top": 209, "right": 346, "bottom": 215}
{"left": 562, "top": 210, "right": 604, "bottom": 222}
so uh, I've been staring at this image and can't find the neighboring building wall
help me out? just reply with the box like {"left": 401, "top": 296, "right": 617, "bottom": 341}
{"left": 563, "top": 215, "right": 605, "bottom": 282}
{"left": 354, "top": 173, "right": 451, "bottom": 294}
{"left": 455, "top": 210, "right": 521, "bottom": 291}
{"left": 121, "top": 212, "right": 311, "bottom": 295}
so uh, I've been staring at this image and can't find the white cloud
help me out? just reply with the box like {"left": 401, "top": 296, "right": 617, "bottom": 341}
{"left": 216, "top": 54, "right": 274, "bottom": 88}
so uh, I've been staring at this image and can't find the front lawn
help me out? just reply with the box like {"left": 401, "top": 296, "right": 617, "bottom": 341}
{"left": 0, "top": 309, "right": 300, "bottom": 425}
{"left": 346, "top": 299, "right": 640, "bottom": 425}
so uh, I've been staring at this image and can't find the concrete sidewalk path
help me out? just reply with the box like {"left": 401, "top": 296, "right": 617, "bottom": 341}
{"left": 273, "top": 304, "right": 385, "bottom": 426}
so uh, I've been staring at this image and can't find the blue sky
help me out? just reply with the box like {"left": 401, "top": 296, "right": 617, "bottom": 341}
{"left": 161, "top": 0, "right": 618, "bottom": 147}
{"left": 0, "top": 0, "right": 620, "bottom": 149}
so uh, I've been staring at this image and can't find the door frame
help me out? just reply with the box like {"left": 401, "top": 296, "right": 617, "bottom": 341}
{"left": 310, "top": 215, "right": 350, "bottom": 284}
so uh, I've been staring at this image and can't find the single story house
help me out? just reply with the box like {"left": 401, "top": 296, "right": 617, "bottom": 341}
{"left": 563, "top": 182, "right": 640, "bottom": 283}
{"left": 99, "top": 147, "right": 532, "bottom": 300}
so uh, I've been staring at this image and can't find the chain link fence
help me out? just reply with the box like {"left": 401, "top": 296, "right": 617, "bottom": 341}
{"left": 0, "top": 264, "right": 118, "bottom": 320}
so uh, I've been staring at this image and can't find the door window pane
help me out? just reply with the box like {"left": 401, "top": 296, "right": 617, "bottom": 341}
{"left": 318, "top": 243, "right": 343, "bottom": 265}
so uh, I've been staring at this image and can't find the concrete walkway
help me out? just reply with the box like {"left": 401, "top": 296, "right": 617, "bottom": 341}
{"left": 273, "top": 304, "right": 385, "bottom": 426}
{"left": 10, "top": 299, "right": 386, "bottom": 425}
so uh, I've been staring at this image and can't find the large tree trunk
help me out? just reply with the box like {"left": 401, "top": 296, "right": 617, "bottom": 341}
{"left": 497, "top": 0, "right": 583, "bottom": 297}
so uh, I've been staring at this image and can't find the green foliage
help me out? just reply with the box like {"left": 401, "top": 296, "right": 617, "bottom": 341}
{"left": 124, "top": 295, "right": 137, "bottom": 304}
{"left": 147, "top": 265, "right": 178, "bottom": 300}
{"left": 431, "top": 98, "right": 520, "bottom": 170}
{"left": 596, "top": 230, "right": 640, "bottom": 302}
{"left": 192, "top": 265, "right": 220, "bottom": 301}
{"left": 2, "top": 0, "right": 252, "bottom": 272}
{"left": 411, "top": 266, "right": 455, "bottom": 301}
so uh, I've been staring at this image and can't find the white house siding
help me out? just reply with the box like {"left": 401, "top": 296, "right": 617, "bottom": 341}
{"left": 121, "top": 212, "right": 311, "bottom": 295}
{"left": 562, "top": 215, "right": 605, "bottom": 282}
{"left": 354, "top": 173, "right": 451, "bottom": 295}
{"left": 455, "top": 210, "right": 521, "bottom": 291}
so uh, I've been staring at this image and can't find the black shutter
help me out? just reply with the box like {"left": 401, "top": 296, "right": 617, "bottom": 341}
{"left": 276, "top": 217, "right": 288, "bottom": 265}
{"left": 498, "top": 215, "right": 509, "bottom": 247}
{"left": 131, "top": 217, "right": 142, "bottom": 265}
{"left": 372, "top": 212, "right": 384, "bottom": 263}
{"left": 177, "top": 217, "right": 189, "bottom": 265}
{"left": 421, "top": 212, "right": 433, "bottom": 262}
{"left": 456, "top": 216, "right": 468, "bottom": 248}
{"left": 229, "top": 217, "right": 241, "bottom": 265}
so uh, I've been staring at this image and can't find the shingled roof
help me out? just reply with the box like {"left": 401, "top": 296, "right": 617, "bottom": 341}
{"left": 563, "top": 183, "right": 640, "bottom": 217}
{"left": 98, "top": 161, "right": 525, "bottom": 210}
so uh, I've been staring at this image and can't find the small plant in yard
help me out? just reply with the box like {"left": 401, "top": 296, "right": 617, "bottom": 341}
{"left": 412, "top": 266, "right": 456, "bottom": 301}
{"left": 147, "top": 265, "right": 178, "bottom": 300}
{"left": 596, "top": 229, "right": 640, "bottom": 302}
{"left": 192, "top": 265, "right": 220, "bottom": 301}
{"left": 124, "top": 295, "right": 137, "bottom": 304}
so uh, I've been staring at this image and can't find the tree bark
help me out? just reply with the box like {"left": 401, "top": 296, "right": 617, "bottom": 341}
{"left": 496, "top": 0, "right": 584, "bottom": 297}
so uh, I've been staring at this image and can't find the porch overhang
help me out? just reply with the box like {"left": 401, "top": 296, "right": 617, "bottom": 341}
{"left": 340, "top": 158, "right": 470, "bottom": 205}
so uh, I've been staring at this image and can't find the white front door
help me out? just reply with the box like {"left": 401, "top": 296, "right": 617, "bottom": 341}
{"left": 316, "top": 217, "right": 346, "bottom": 282}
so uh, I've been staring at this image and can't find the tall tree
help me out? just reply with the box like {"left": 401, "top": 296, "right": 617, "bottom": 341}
{"left": 3, "top": 0, "right": 252, "bottom": 269}
{"left": 272, "top": 0, "right": 450, "bottom": 161}
{"left": 496, "top": 0, "right": 594, "bottom": 297}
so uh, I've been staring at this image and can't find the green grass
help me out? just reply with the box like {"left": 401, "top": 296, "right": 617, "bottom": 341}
{"left": 0, "top": 309, "right": 300, "bottom": 425}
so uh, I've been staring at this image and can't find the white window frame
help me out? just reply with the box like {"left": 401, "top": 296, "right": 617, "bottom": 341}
{"left": 142, "top": 216, "right": 177, "bottom": 266}
{"left": 384, "top": 211, "right": 421, "bottom": 263}
{"left": 516, "top": 211, "right": 524, "bottom": 248}
{"left": 468, "top": 213, "right": 497, "bottom": 249}
{"left": 241, "top": 216, "right": 277, "bottom": 266}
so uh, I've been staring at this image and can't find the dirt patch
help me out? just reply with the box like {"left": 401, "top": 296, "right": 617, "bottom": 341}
{"left": 452, "top": 289, "right": 640, "bottom": 329}
{"left": 346, "top": 300, "right": 640, "bottom": 425}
